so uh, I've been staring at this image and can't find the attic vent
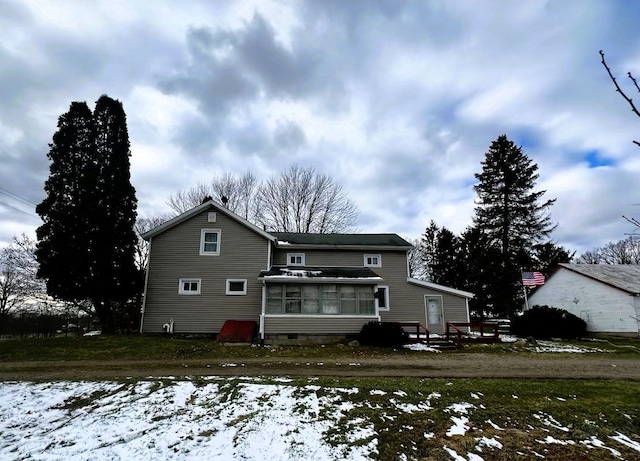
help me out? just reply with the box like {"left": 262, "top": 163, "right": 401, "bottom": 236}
{"left": 208, "top": 212, "right": 217, "bottom": 223}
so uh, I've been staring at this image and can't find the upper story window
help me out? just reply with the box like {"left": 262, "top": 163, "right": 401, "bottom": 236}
{"left": 364, "top": 254, "right": 382, "bottom": 268}
{"left": 287, "top": 253, "right": 305, "bottom": 266}
{"left": 200, "top": 229, "right": 221, "bottom": 255}
{"left": 178, "top": 278, "right": 201, "bottom": 295}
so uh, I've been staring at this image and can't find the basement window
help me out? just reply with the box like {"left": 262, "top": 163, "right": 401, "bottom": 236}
{"left": 226, "top": 279, "right": 247, "bottom": 295}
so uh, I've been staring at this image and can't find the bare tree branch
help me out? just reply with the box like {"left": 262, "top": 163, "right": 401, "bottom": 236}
{"left": 600, "top": 50, "right": 640, "bottom": 146}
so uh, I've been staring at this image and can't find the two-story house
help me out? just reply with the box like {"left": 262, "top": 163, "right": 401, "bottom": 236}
{"left": 140, "top": 200, "right": 472, "bottom": 341}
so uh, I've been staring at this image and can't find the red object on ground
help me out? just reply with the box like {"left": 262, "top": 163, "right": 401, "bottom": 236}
{"left": 216, "top": 320, "right": 257, "bottom": 343}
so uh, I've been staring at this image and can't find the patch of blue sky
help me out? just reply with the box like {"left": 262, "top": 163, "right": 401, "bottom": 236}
{"left": 511, "top": 128, "right": 540, "bottom": 151}
{"left": 583, "top": 150, "right": 615, "bottom": 168}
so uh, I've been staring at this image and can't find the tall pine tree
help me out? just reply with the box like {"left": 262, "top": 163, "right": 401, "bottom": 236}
{"left": 472, "top": 135, "right": 555, "bottom": 318}
{"left": 36, "top": 102, "right": 97, "bottom": 302}
{"left": 36, "top": 95, "right": 139, "bottom": 333}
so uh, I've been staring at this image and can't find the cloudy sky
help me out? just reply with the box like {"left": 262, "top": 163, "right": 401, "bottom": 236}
{"left": 1, "top": 0, "right": 640, "bottom": 255}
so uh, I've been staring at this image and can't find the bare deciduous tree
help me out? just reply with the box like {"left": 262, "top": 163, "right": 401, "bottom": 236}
{"left": 576, "top": 236, "right": 640, "bottom": 264}
{"left": 255, "top": 166, "right": 358, "bottom": 233}
{"left": 406, "top": 238, "right": 428, "bottom": 280}
{"left": 134, "top": 215, "right": 173, "bottom": 272}
{"left": 167, "top": 167, "right": 358, "bottom": 233}
{"left": 600, "top": 50, "right": 640, "bottom": 147}
{"left": 0, "top": 235, "right": 45, "bottom": 333}
{"left": 166, "top": 172, "right": 259, "bottom": 219}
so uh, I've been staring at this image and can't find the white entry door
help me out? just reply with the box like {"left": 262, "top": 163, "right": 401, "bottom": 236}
{"left": 425, "top": 295, "right": 443, "bottom": 330}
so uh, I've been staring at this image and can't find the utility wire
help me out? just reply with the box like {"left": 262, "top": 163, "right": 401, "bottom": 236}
{"left": 0, "top": 186, "right": 38, "bottom": 207}
{"left": 0, "top": 200, "right": 40, "bottom": 220}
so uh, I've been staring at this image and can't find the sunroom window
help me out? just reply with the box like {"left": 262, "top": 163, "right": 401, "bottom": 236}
{"left": 266, "top": 284, "right": 376, "bottom": 315}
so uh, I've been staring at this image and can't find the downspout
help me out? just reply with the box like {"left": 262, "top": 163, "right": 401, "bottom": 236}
{"left": 260, "top": 281, "right": 266, "bottom": 345}
{"left": 260, "top": 240, "right": 272, "bottom": 345}
{"left": 139, "top": 236, "right": 152, "bottom": 333}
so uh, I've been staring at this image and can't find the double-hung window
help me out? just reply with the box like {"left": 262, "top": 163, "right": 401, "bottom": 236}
{"left": 200, "top": 229, "right": 221, "bottom": 255}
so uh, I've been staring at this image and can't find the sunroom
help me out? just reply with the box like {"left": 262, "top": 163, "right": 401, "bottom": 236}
{"left": 257, "top": 267, "right": 384, "bottom": 340}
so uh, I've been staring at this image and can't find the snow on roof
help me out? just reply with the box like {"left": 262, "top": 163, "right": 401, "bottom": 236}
{"left": 259, "top": 266, "right": 383, "bottom": 281}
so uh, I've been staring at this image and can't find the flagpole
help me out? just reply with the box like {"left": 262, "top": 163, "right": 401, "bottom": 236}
{"left": 521, "top": 269, "right": 529, "bottom": 310}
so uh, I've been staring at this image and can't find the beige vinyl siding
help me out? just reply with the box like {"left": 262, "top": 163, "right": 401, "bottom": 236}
{"left": 142, "top": 206, "right": 269, "bottom": 334}
{"left": 273, "top": 249, "right": 370, "bottom": 267}
{"left": 380, "top": 282, "right": 469, "bottom": 334}
{"left": 264, "top": 315, "right": 378, "bottom": 335}
{"left": 271, "top": 249, "right": 470, "bottom": 334}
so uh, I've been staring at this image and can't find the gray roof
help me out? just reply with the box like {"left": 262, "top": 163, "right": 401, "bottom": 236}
{"left": 141, "top": 200, "right": 275, "bottom": 242}
{"left": 271, "top": 232, "right": 412, "bottom": 248}
{"left": 258, "top": 266, "right": 383, "bottom": 282}
{"left": 559, "top": 263, "right": 640, "bottom": 294}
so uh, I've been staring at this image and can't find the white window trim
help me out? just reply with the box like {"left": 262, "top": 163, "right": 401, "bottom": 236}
{"left": 364, "top": 254, "right": 382, "bottom": 268}
{"left": 178, "top": 278, "right": 201, "bottom": 295}
{"left": 226, "top": 279, "right": 247, "bottom": 295}
{"left": 287, "top": 253, "right": 305, "bottom": 266}
{"left": 376, "top": 285, "right": 390, "bottom": 311}
{"left": 200, "top": 229, "right": 221, "bottom": 256}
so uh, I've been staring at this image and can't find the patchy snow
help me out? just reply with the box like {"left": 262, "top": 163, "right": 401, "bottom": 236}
{"left": 446, "top": 402, "right": 475, "bottom": 414}
{"left": 0, "top": 380, "right": 377, "bottom": 461}
{"left": 403, "top": 343, "right": 442, "bottom": 352}
{"left": 610, "top": 432, "right": 640, "bottom": 453}
{"left": 531, "top": 340, "right": 608, "bottom": 353}
{"left": 476, "top": 436, "right": 504, "bottom": 451}
{"left": 83, "top": 330, "right": 101, "bottom": 336}
{"left": 443, "top": 446, "right": 466, "bottom": 460}
{"left": 485, "top": 420, "right": 504, "bottom": 430}
{"left": 446, "top": 416, "right": 470, "bottom": 437}
{"left": 582, "top": 436, "right": 622, "bottom": 457}
{"left": 0, "top": 379, "right": 636, "bottom": 460}
{"left": 534, "top": 412, "right": 570, "bottom": 432}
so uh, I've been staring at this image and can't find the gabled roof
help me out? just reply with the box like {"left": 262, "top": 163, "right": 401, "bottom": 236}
{"left": 141, "top": 200, "right": 276, "bottom": 242}
{"left": 259, "top": 266, "right": 383, "bottom": 283}
{"left": 271, "top": 232, "right": 412, "bottom": 250}
{"left": 407, "top": 278, "right": 474, "bottom": 299}
{"left": 557, "top": 263, "right": 640, "bottom": 295}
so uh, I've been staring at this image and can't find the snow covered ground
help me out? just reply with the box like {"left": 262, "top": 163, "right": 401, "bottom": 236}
{"left": 1, "top": 377, "right": 638, "bottom": 460}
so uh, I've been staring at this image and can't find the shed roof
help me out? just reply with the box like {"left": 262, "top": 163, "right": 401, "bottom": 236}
{"left": 258, "top": 266, "right": 383, "bottom": 282}
{"left": 271, "top": 232, "right": 412, "bottom": 249}
{"left": 558, "top": 263, "right": 640, "bottom": 295}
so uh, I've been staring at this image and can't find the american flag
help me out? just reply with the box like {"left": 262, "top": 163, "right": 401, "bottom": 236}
{"left": 522, "top": 271, "right": 545, "bottom": 286}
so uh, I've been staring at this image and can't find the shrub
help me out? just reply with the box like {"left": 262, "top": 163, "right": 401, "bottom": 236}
{"left": 511, "top": 305, "right": 587, "bottom": 339}
{"left": 359, "top": 321, "right": 409, "bottom": 348}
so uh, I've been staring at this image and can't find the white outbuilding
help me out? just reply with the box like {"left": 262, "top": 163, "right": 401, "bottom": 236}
{"left": 526, "top": 263, "right": 640, "bottom": 335}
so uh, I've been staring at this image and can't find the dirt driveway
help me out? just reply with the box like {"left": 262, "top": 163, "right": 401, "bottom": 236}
{"left": 1, "top": 353, "right": 639, "bottom": 381}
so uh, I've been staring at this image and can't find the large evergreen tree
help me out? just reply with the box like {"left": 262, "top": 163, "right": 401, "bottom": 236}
{"left": 472, "top": 135, "right": 556, "bottom": 318}
{"left": 36, "top": 95, "right": 139, "bottom": 333}
{"left": 420, "top": 221, "right": 465, "bottom": 289}
{"left": 36, "top": 102, "right": 96, "bottom": 302}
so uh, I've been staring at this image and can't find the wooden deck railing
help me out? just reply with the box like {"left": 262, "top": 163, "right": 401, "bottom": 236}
{"left": 397, "top": 322, "right": 430, "bottom": 345}
{"left": 446, "top": 321, "right": 508, "bottom": 345}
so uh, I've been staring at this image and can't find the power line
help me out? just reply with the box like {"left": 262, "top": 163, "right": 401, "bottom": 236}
{"left": 0, "top": 200, "right": 40, "bottom": 220}
{"left": 0, "top": 186, "right": 38, "bottom": 208}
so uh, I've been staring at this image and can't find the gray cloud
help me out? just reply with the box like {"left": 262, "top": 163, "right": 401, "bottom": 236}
{"left": 1, "top": 0, "right": 640, "bottom": 259}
